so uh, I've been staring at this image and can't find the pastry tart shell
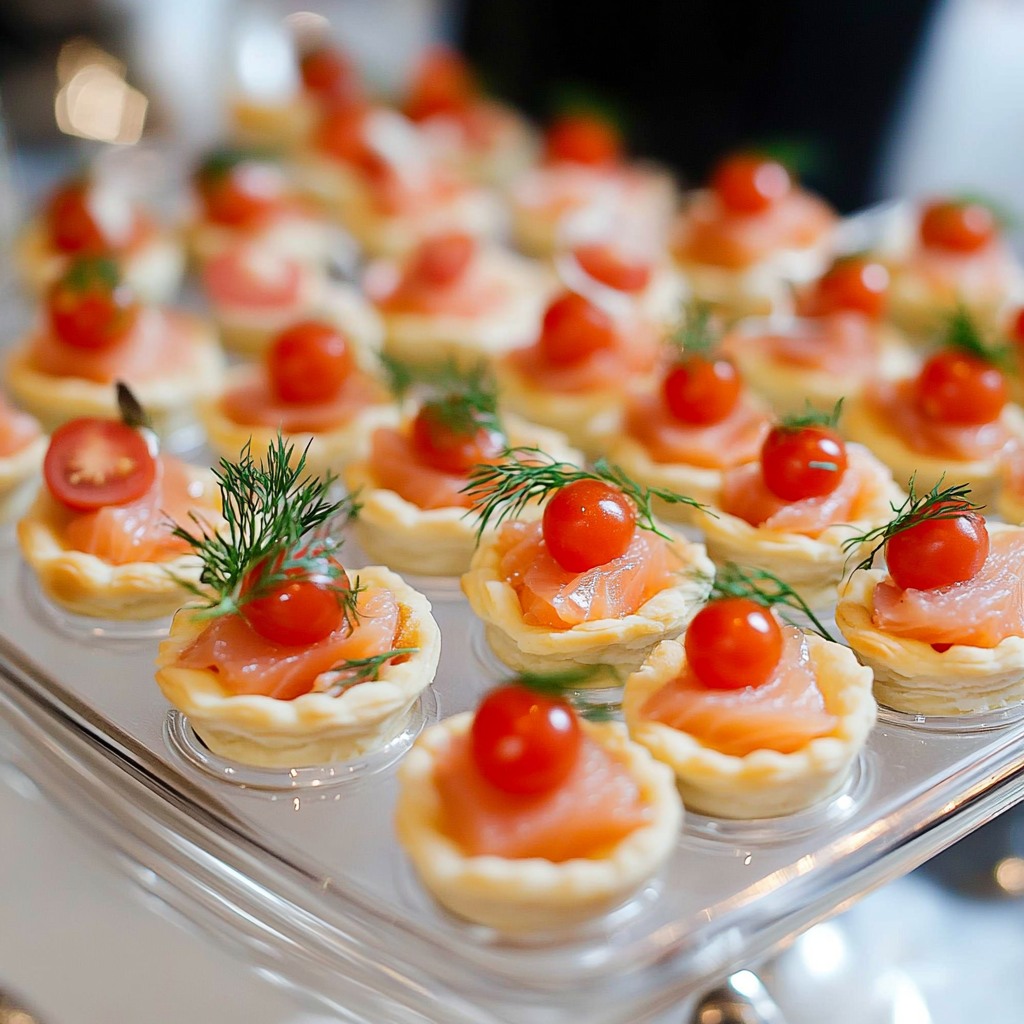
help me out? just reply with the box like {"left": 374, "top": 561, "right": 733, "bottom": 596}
{"left": 836, "top": 553, "right": 1024, "bottom": 715}
{"left": 461, "top": 527, "right": 713, "bottom": 674}
{"left": 0, "top": 434, "right": 47, "bottom": 523}
{"left": 622, "top": 635, "right": 876, "bottom": 818}
{"left": 155, "top": 565, "right": 442, "bottom": 767}
{"left": 394, "top": 715, "right": 682, "bottom": 932}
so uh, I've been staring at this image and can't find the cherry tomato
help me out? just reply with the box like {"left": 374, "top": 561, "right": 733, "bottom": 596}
{"left": 537, "top": 292, "right": 618, "bottom": 366}
{"left": 760, "top": 425, "right": 848, "bottom": 501}
{"left": 45, "top": 180, "right": 110, "bottom": 254}
{"left": 1010, "top": 307, "right": 1024, "bottom": 345}
{"left": 242, "top": 547, "right": 351, "bottom": 646}
{"left": 711, "top": 153, "right": 791, "bottom": 214}
{"left": 886, "top": 505, "right": 989, "bottom": 591}
{"left": 268, "top": 320, "right": 353, "bottom": 404}
{"left": 314, "top": 106, "right": 384, "bottom": 179}
{"left": 919, "top": 200, "right": 996, "bottom": 254}
{"left": 812, "top": 257, "right": 890, "bottom": 319}
{"left": 915, "top": 350, "right": 1007, "bottom": 425}
{"left": 404, "top": 47, "right": 475, "bottom": 121}
{"left": 43, "top": 418, "right": 156, "bottom": 511}
{"left": 409, "top": 233, "right": 475, "bottom": 287}
{"left": 196, "top": 155, "right": 286, "bottom": 229}
{"left": 572, "top": 242, "right": 652, "bottom": 293}
{"left": 685, "top": 598, "right": 783, "bottom": 690}
{"left": 662, "top": 356, "right": 741, "bottom": 425}
{"left": 411, "top": 400, "right": 505, "bottom": 474}
{"left": 299, "top": 45, "right": 362, "bottom": 105}
{"left": 542, "top": 479, "right": 636, "bottom": 572}
{"left": 48, "top": 258, "right": 140, "bottom": 351}
{"left": 470, "top": 683, "right": 582, "bottom": 795}
{"left": 544, "top": 114, "right": 622, "bottom": 167}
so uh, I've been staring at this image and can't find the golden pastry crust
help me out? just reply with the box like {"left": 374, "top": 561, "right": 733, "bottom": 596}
{"left": 5, "top": 311, "right": 224, "bottom": 440}
{"left": 16, "top": 217, "right": 186, "bottom": 303}
{"left": 376, "top": 250, "right": 554, "bottom": 369}
{"left": 394, "top": 715, "right": 682, "bottom": 932}
{"left": 692, "top": 445, "right": 904, "bottom": 610}
{"left": 726, "top": 318, "right": 918, "bottom": 417}
{"left": 0, "top": 433, "right": 47, "bottom": 523}
{"left": 836, "top": 541, "right": 1024, "bottom": 715}
{"left": 229, "top": 93, "right": 316, "bottom": 153}
{"left": 17, "top": 467, "right": 218, "bottom": 620}
{"left": 462, "top": 526, "right": 713, "bottom": 674}
{"left": 201, "top": 366, "right": 399, "bottom": 479}
{"left": 345, "top": 415, "right": 581, "bottom": 577}
{"left": 842, "top": 392, "right": 1024, "bottom": 507}
{"left": 213, "top": 275, "right": 385, "bottom": 359}
{"left": 155, "top": 565, "right": 442, "bottom": 767}
{"left": 622, "top": 634, "right": 876, "bottom": 818}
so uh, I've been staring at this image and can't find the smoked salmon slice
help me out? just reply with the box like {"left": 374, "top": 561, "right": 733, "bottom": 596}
{"left": 0, "top": 400, "right": 41, "bottom": 457}
{"left": 624, "top": 392, "right": 769, "bottom": 468}
{"left": 63, "top": 456, "right": 217, "bottom": 565}
{"left": 368, "top": 427, "right": 475, "bottom": 509}
{"left": 641, "top": 627, "right": 837, "bottom": 756}
{"left": 720, "top": 445, "right": 874, "bottom": 536}
{"left": 177, "top": 586, "right": 400, "bottom": 700}
{"left": 731, "top": 313, "right": 879, "bottom": 376}
{"left": 203, "top": 245, "right": 304, "bottom": 311}
{"left": 871, "top": 530, "right": 1024, "bottom": 648}
{"left": 868, "top": 380, "right": 1013, "bottom": 461}
{"left": 497, "top": 520, "right": 677, "bottom": 628}
{"left": 434, "top": 731, "right": 650, "bottom": 860}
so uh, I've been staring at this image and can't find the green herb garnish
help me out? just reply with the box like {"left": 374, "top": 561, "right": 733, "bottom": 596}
{"left": 666, "top": 300, "right": 716, "bottom": 358}
{"left": 776, "top": 398, "right": 844, "bottom": 432}
{"left": 463, "top": 448, "right": 708, "bottom": 540}
{"left": 115, "top": 381, "right": 152, "bottom": 433}
{"left": 939, "top": 306, "right": 1014, "bottom": 372}
{"left": 514, "top": 666, "right": 621, "bottom": 721}
{"left": 313, "top": 647, "right": 420, "bottom": 696}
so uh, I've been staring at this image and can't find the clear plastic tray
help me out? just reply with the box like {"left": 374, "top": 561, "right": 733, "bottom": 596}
{"left": 4, "top": 516, "right": 1024, "bottom": 1024}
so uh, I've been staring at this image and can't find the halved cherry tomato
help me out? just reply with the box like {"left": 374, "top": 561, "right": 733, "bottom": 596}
{"left": 43, "top": 418, "right": 156, "bottom": 511}
{"left": 470, "top": 683, "right": 582, "bottom": 795}
{"left": 542, "top": 479, "right": 636, "bottom": 572}
{"left": 662, "top": 356, "right": 741, "bottom": 425}
{"left": 915, "top": 350, "right": 1007, "bottom": 425}
{"left": 409, "top": 233, "right": 475, "bottom": 287}
{"left": 45, "top": 180, "right": 110, "bottom": 254}
{"left": 404, "top": 46, "right": 476, "bottom": 121}
{"left": 685, "top": 597, "right": 783, "bottom": 690}
{"left": 299, "top": 45, "right": 363, "bottom": 106}
{"left": 811, "top": 257, "right": 890, "bottom": 319}
{"left": 760, "top": 424, "right": 848, "bottom": 501}
{"left": 48, "top": 258, "right": 140, "bottom": 351}
{"left": 711, "top": 153, "right": 791, "bottom": 214}
{"left": 919, "top": 200, "right": 996, "bottom": 254}
{"left": 268, "top": 320, "right": 353, "bottom": 403}
{"left": 572, "top": 242, "right": 652, "bottom": 293}
{"left": 242, "top": 546, "right": 351, "bottom": 646}
{"left": 411, "top": 400, "right": 505, "bottom": 474}
{"left": 885, "top": 505, "right": 989, "bottom": 591}
{"left": 196, "top": 155, "right": 287, "bottom": 229}
{"left": 544, "top": 114, "right": 622, "bottom": 167}
{"left": 537, "top": 292, "right": 618, "bottom": 366}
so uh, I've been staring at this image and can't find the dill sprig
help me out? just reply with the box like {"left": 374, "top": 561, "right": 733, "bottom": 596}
{"left": 666, "top": 301, "right": 716, "bottom": 358}
{"left": 195, "top": 147, "right": 276, "bottom": 182}
{"left": 312, "top": 647, "right": 419, "bottom": 696}
{"left": 514, "top": 666, "right": 621, "bottom": 721}
{"left": 463, "top": 447, "right": 707, "bottom": 540}
{"left": 939, "top": 306, "right": 1015, "bottom": 372}
{"left": 776, "top": 398, "right": 844, "bottom": 432}
{"left": 170, "top": 435, "right": 360, "bottom": 619}
{"left": 707, "top": 563, "right": 835, "bottom": 641}
{"left": 840, "top": 475, "right": 983, "bottom": 575}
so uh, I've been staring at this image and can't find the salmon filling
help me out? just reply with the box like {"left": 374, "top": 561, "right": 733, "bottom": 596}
{"left": 872, "top": 531, "right": 1024, "bottom": 649}
{"left": 368, "top": 427, "right": 477, "bottom": 510}
{"left": 0, "top": 402, "right": 42, "bottom": 458}
{"left": 29, "top": 309, "right": 202, "bottom": 385}
{"left": 868, "top": 379, "right": 1014, "bottom": 461}
{"left": 641, "top": 627, "right": 837, "bottom": 756}
{"left": 497, "top": 520, "right": 678, "bottom": 628}
{"left": 625, "top": 392, "right": 769, "bottom": 468}
{"left": 675, "top": 191, "right": 834, "bottom": 270}
{"left": 221, "top": 371, "right": 383, "bottom": 433}
{"left": 728, "top": 313, "right": 878, "bottom": 377}
{"left": 377, "top": 265, "right": 512, "bottom": 317}
{"left": 721, "top": 446, "right": 876, "bottom": 537}
{"left": 434, "top": 731, "right": 650, "bottom": 860}
{"left": 62, "top": 456, "right": 218, "bottom": 565}
{"left": 177, "top": 586, "right": 401, "bottom": 699}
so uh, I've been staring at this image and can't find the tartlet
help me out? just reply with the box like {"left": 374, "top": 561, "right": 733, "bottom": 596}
{"left": 0, "top": 402, "right": 47, "bottom": 523}
{"left": 395, "top": 713, "right": 681, "bottom": 932}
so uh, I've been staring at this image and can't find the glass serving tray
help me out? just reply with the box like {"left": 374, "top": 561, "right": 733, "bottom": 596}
{"left": 3, "top": 518, "right": 1024, "bottom": 1024}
